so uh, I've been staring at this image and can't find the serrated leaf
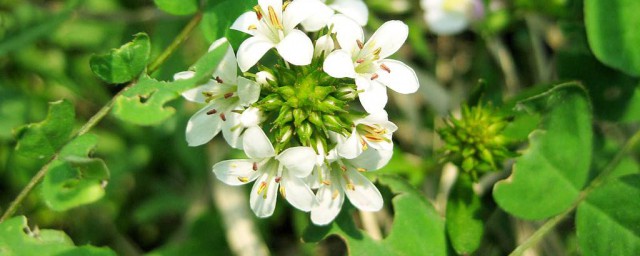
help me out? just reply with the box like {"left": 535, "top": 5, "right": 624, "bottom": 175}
{"left": 585, "top": 0, "right": 640, "bottom": 76}
{"left": 42, "top": 134, "right": 110, "bottom": 211}
{"left": 14, "top": 100, "right": 74, "bottom": 160}
{"left": 202, "top": 0, "right": 255, "bottom": 47}
{"left": 446, "top": 176, "right": 484, "bottom": 254}
{"left": 303, "top": 175, "right": 446, "bottom": 256}
{"left": 154, "top": 0, "right": 198, "bottom": 16}
{"left": 90, "top": 33, "right": 150, "bottom": 84}
{"left": 0, "top": 216, "right": 115, "bottom": 256}
{"left": 576, "top": 174, "right": 640, "bottom": 255}
{"left": 493, "top": 83, "right": 592, "bottom": 220}
{"left": 112, "top": 40, "right": 228, "bottom": 125}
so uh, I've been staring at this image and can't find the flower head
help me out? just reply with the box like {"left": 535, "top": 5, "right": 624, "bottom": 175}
{"left": 301, "top": 0, "right": 369, "bottom": 31}
{"left": 421, "top": 0, "right": 484, "bottom": 35}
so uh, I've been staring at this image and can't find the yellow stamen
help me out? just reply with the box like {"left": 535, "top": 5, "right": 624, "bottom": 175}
{"left": 248, "top": 24, "right": 257, "bottom": 30}
{"left": 257, "top": 181, "right": 267, "bottom": 194}
{"left": 380, "top": 64, "right": 391, "bottom": 73}
{"left": 356, "top": 40, "right": 364, "bottom": 49}
{"left": 322, "top": 180, "right": 332, "bottom": 185}
{"left": 332, "top": 189, "right": 339, "bottom": 199}
{"left": 253, "top": 5, "right": 263, "bottom": 20}
{"left": 267, "top": 6, "right": 283, "bottom": 29}
{"left": 279, "top": 186, "right": 286, "bottom": 198}
{"left": 238, "top": 177, "right": 249, "bottom": 183}
{"left": 283, "top": 1, "right": 291, "bottom": 11}
{"left": 357, "top": 168, "right": 367, "bottom": 172}
{"left": 373, "top": 47, "right": 382, "bottom": 56}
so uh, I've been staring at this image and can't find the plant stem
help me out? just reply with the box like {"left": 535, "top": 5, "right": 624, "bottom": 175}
{"left": 147, "top": 12, "right": 202, "bottom": 74}
{"left": 509, "top": 129, "right": 640, "bottom": 256}
{"left": 0, "top": 12, "right": 203, "bottom": 223}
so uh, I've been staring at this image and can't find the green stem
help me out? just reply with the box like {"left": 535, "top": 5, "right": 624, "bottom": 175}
{"left": 509, "top": 129, "right": 640, "bottom": 256}
{"left": 147, "top": 12, "right": 202, "bottom": 74}
{"left": 0, "top": 12, "right": 203, "bottom": 223}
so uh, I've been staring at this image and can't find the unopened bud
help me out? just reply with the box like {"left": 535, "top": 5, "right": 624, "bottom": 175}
{"left": 257, "top": 94, "right": 283, "bottom": 111}
{"left": 335, "top": 86, "right": 357, "bottom": 101}
{"left": 296, "top": 122, "right": 313, "bottom": 145}
{"left": 273, "top": 106, "right": 293, "bottom": 126}
{"left": 323, "top": 114, "right": 345, "bottom": 132}
{"left": 277, "top": 86, "right": 295, "bottom": 98}
{"left": 318, "top": 96, "right": 346, "bottom": 113}
{"left": 293, "top": 109, "right": 307, "bottom": 126}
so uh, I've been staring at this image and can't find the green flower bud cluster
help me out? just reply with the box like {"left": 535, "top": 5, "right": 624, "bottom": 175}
{"left": 255, "top": 59, "right": 360, "bottom": 153}
{"left": 438, "top": 104, "right": 513, "bottom": 180}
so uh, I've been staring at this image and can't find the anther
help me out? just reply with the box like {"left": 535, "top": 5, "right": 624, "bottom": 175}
{"left": 248, "top": 24, "right": 257, "bottom": 30}
{"left": 283, "top": 1, "right": 291, "bottom": 11}
{"left": 224, "top": 92, "right": 234, "bottom": 99}
{"left": 252, "top": 162, "right": 258, "bottom": 171}
{"left": 215, "top": 76, "right": 224, "bottom": 83}
{"left": 356, "top": 40, "right": 364, "bottom": 49}
{"left": 332, "top": 189, "right": 339, "bottom": 199}
{"left": 279, "top": 186, "right": 286, "bottom": 198}
{"left": 357, "top": 168, "right": 367, "bottom": 172}
{"left": 370, "top": 73, "right": 379, "bottom": 80}
{"left": 340, "top": 165, "right": 347, "bottom": 171}
{"left": 220, "top": 113, "right": 227, "bottom": 121}
{"left": 373, "top": 47, "right": 382, "bottom": 56}
{"left": 322, "top": 180, "right": 332, "bottom": 185}
{"left": 257, "top": 181, "right": 267, "bottom": 194}
{"left": 267, "top": 6, "right": 283, "bottom": 29}
{"left": 356, "top": 58, "right": 365, "bottom": 64}
{"left": 253, "top": 5, "right": 263, "bottom": 20}
{"left": 206, "top": 109, "right": 218, "bottom": 115}
{"left": 275, "top": 176, "right": 282, "bottom": 183}
{"left": 238, "top": 177, "right": 249, "bottom": 183}
{"left": 380, "top": 64, "right": 391, "bottom": 73}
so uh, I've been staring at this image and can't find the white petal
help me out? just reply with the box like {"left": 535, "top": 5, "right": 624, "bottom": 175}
{"left": 366, "top": 20, "right": 408, "bottom": 59}
{"left": 323, "top": 50, "right": 356, "bottom": 78}
{"left": 282, "top": 0, "right": 322, "bottom": 31}
{"left": 311, "top": 177, "right": 345, "bottom": 225}
{"left": 376, "top": 59, "right": 419, "bottom": 94}
{"left": 237, "top": 77, "right": 261, "bottom": 105}
{"left": 185, "top": 104, "right": 223, "bottom": 146}
{"left": 281, "top": 171, "right": 316, "bottom": 211}
{"left": 243, "top": 126, "right": 276, "bottom": 159}
{"left": 275, "top": 29, "right": 313, "bottom": 66}
{"left": 342, "top": 169, "right": 383, "bottom": 211}
{"left": 300, "top": 3, "right": 334, "bottom": 32}
{"left": 259, "top": 0, "right": 282, "bottom": 16}
{"left": 231, "top": 12, "right": 259, "bottom": 35}
{"left": 181, "top": 80, "right": 216, "bottom": 103}
{"left": 337, "top": 128, "right": 363, "bottom": 159}
{"left": 349, "top": 148, "right": 393, "bottom": 171}
{"left": 329, "top": 14, "right": 364, "bottom": 53}
{"left": 314, "top": 34, "right": 336, "bottom": 58}
{"left": 213, "top": 43, "right": 238, "bottom": 83}
{"left": 240, "top": 107, "right": 262, "bottom": 127}
{"left": 222, "top": 112, "right": 244, "bottom": 149}
{"left": 237, "top": 36, "right": 275, "bottom": 72}
{"left": 358, "top": 81, "right": 388, "bottom": 113}
{"left": 250, "top": 173, "right": 279, "bottom": 218}
{"left": 276, "top": 146, "right": 317, "bottom": 178}
{"left": 330, "top": 0, "right": 368, "bottom": 26}
{"left": 174, "top": 71, "right": 195, "bottom": 81}
{"left": 213, "top": 159, "right": 260, "bottom": 185}
{"left": 256, "top": 71, "right": 276, "bottom": 85}
{"left": 425, "top": 8, "right": 468, "bottom": 35}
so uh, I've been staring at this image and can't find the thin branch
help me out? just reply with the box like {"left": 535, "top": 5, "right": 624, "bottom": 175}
{"left": 0, "top": 12, "right": 204, "bottom": 223}
{"left": 509, "top": 129, "right": 640, "bottom": 256}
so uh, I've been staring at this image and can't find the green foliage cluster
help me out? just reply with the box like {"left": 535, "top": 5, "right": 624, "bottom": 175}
{"left": 0, "top": 0, "right": 638, "bottom": 255}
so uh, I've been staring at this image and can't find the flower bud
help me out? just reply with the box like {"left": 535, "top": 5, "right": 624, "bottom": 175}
{"left": 273, "top": 105, "right": 293, "bottom": 126}
{"left": 322, "top": 114, "right": 346, "bottom": 133}
{"left": 257, "top": 94, "right": 283, "bottom": 111}
{"left": 334, "top": 86, "right": 357, "bottom": 101}
{"left": 296, "top": 122, "right": 313, "bottom": 145}
{"left": 317, "top": 96, "right": 346, "bottom": 113}
{"left": 293, "top": 108, "right": 307, "bottom": 126}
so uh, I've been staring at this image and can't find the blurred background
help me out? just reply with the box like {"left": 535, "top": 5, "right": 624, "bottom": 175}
{"left": 1, "top": 0, "right": 636, "bottom": 255}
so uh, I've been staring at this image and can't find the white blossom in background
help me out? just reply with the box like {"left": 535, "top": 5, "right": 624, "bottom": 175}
{"left": 420, "top": 0, "right": 484, "bottom": 35}
{"left": 323, "top": 15, "right": 420, "bottom": 113}
{"left": 337, "top": 111, "right": 398, "bottom": 159}
{"left": 301, "top": 0, "right": 369, "bottom": 31}
{"left": 213, "top": 126, "right": 317, "bottom": 217}
{"left": 231, "top": 0, "right": 324, "bottom": 71}
{"left": 178, "top": 38, "right": 260, "bottom": 148}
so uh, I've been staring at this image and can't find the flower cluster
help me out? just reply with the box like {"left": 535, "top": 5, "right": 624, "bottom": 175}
{"left": 421, "top": 0, "right": 484, "bottom": 35}
{"left": 178, "top": 0, "right": 419, "bottom": 225}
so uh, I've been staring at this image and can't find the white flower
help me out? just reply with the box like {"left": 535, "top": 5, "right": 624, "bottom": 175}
{"left": 213, "top": 126, "right": 317, "bottom": 217}
{"left": 178, "top": 38, "right": 261, "bottom": 148}
{"left": 323, "top": 15, "right": 420, "bottom": 113}
{"left": 231, "top": 0, "right": 324, "bottom": 71}
{"left": 301, "top": 0, "right": 369, "bottom": 32}
{"left": 420, "top": 0, "right": 483, "bottom": 35}
{"left": 310, "top": 148, "right": 393, "bottom": 225}
{"left": 337, "top": 111, "right": 398, "bottom": 159}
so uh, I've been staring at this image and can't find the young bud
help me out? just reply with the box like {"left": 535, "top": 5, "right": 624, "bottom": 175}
{"left": 273, "top": 105, "right": 293, "bottom": 126}
{"left": 317, "top": 96, "right": 347, "bottom": 113}
{"left": 322, "top": 114, "right": 345, "bottom": 132}
{"left": 293, "top": 109, "right": 307, "bottom": 126}
{"left": 296, "top": 122, "right": 313, "bottom": 145}
{"left": 335, "top": 86, "right": 357, "bottom": 101}
{"left": 276, "top": 86, "right": 295, "bottom": 98}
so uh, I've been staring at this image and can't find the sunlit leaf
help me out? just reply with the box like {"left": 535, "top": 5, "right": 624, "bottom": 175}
{"left": 0, "top": 216, "right": 115, "bottom": 255}
{"left": 585, "top": 0, "right": 640, "bottom": 76}
{"left": 493, "top": 83, "right": 592, "bottom": 220}
{"left": 112, "top": 39, "right": 227, "bottom": 125}
{"left": 576, "top": 174, "right": 640, "bottom": 255}
{"left": 446, "top": 176, "right": 484, "bottom": 254}
{"left": 154, "top": 0, "right": 198, "bottom": 16}
{"left": 42, "top": 134, "right": 110, "bottom": 211}
{"left": 303, "top": 175, "right": 446, "bottom": 256}
{"left": 90, "top": 33, "right": 151, "bottom": 84}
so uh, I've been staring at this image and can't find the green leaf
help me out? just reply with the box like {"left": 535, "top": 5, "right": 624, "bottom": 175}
{"left": 112, "top": 39, "right": 227, "bottom": 125}
{"left": 154, "top": 0, "right": 198, "bottom": 16}
{"left": 446, "top": 176, "right": 484, "bottom": 254}
{"left": 585, "top": 0, "right": 640, "bottom": 76}
{"left": 576, "top": 174, "right": 640, "bottom": 255}
{"left": 14, "top": 100, "right": 75, "bottom": 160}
{"left": 202, "top": 0, "right": 255, "bottom": 47}
{"left": 0, "top": 216, "right": 115, "bottom": 256}
{"left": 493, "top": 83, "right": 593, "bottom": 220}
{"left": 90, "top": 33, "right": 151, "bottom": 84}
{"left": 303, "top": 175, "right": 446, "bottom": 256}
{"left": 42, "top": 134, "right": 110, "bottom": 211}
